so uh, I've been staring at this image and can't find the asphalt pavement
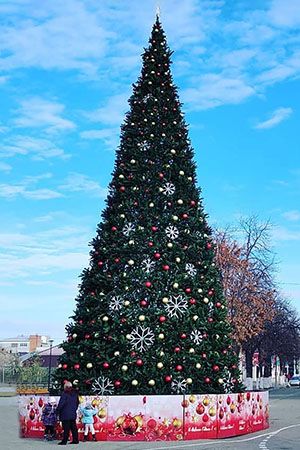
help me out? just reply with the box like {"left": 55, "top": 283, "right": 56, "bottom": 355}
{"left": 1, "top": 388, "right": 300, "bottom": 450}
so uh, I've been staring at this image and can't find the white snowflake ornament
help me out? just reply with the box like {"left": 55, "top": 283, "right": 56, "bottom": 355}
{"left": 109, "top": 295, "right": 123, "bottom": 312}
{"left": 92, "top": 376, "right": 114, "bottom": 395}
{"left": 186, "top": 263, "right": 197, "bottom": 277}
{"left": 171, "top": 378, "right": 187, "bottom": 394}
{"left": 162, "top": 182, "right": 175, "bottom": 196}
{"left": 123, "top": 222, "right": 135, "bottom": 236}
{"left": 165, "top": 295, "right": 188, "bottom": 318}
{"left": 130, "top": 326, "right": 155, "bottom": 352}
{"left": 141, "top": 257, "right": 156, "bottom": 273}
{"left": 190, "top": 330, "right": 203, "bottom": 345}
{"left": 165, "top": 225, "right": 179, "bottom": 240}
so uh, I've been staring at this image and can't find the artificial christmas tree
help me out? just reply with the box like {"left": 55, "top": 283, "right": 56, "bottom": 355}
{"left": 54, "top": 16, "right": 242, "bottom": 396}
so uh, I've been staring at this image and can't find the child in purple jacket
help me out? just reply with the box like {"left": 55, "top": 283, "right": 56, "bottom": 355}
{"left": 41, "top": 397, "right": 57, "bottom": 440}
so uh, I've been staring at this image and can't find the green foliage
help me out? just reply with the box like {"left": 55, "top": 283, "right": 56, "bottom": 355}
{"left": 53, "top": 17, "right": 242, "bottom": 395}
{"left": 17, "top": 356, "right": 48, "bottom": 386}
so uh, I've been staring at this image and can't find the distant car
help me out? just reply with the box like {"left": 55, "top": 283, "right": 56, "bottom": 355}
{"left": 289, "top": 375, "right": 300, "bottom": 387}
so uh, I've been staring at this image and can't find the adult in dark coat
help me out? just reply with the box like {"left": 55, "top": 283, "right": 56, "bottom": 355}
{"left": 56, "top": 381, "right": 79, "bottom": 445}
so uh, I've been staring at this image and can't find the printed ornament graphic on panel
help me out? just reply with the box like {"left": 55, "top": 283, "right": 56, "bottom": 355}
{"left": 54, "top": 16, "right": 242, "bottom": 395}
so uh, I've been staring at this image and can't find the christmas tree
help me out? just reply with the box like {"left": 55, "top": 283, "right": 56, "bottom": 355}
{"left": 54, "top": 16, "right": 242, "bottom": 396}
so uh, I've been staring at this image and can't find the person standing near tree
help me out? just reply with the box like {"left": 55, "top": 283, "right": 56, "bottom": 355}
{"left": 56, "top": 381, "right": 79, "bottom": 445}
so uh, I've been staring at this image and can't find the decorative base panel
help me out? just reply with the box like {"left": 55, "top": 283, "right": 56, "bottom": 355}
{"left": 19, "top": 391, "right": 269, "bottom": 441}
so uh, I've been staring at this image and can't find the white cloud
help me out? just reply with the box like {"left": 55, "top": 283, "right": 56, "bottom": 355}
{"left": 268, "top": 0, "right": 300, "bottom": 27}
{"left": 13, "top": 97, "right": 75, "bottom": 133}
{"left": 80, "top": 128, "right": 120, "bottom": 150}
{"left": 0, "top": 162, "right": 12, "bottom": 172}
{"left": 0, "top": 135, "right": 70, "bottom": 160}
{"left": 272, "top": 226, "right": 300, "bottom": 241}
{"left": 60, "top": 172, "right": 107, "bottom": 198}
{"left": 183, "top": 74, "right": 255, "bottom": 110}
{"left": 0, "top": 183, "right": 63, "bottom": 200}
{"left": 282, "top": 210, "right": 300, "bottom": 221}
{"left": 255, "top": 107, "right": 293, "bottom": 129}
{"left": 0, "top": 0, "right": 113, "bottom": 77}
{"left": 86, "top": 93, "right": 129, "bottom": 126}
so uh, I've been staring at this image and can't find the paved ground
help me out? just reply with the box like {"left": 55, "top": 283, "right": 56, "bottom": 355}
{"left": 1, "top": 388, "right": 300, "bottom": 449}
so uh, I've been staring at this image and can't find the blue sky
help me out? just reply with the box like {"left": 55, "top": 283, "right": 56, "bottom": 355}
{"left": 0, "top": 0, "right": 300, "bottom": 343}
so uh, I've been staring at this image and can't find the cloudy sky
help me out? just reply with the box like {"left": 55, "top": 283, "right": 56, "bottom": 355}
{"left": 0, "top": 0, "right": 300, "bottom": 343}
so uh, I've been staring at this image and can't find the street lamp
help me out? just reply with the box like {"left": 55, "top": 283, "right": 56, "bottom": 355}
{"left": 47, "top": 339, "right": 54, "bottom": 392}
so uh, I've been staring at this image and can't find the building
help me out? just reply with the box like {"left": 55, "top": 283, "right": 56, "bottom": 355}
{"left": 0, "top": 335, "right": 50, "bottom": 355}
{"left": 20, "top": 345, "right": 64, "bottom": 368}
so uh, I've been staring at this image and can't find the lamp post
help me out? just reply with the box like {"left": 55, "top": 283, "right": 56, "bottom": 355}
{"left": 47, "top": 339, "right": 54, "bottom": 392}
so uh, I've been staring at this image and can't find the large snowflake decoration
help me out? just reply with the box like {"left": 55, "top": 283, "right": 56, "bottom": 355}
{"left": 141, "top": 257, "right": 155, "bottom": 274}
{"left": 165, "top": 225, "right": 179, "bottom": 240}
{"left": 165, "top": 295, "right": 188, "bottom": 318}
{"left": 190, "top": 330, "right": 203, "bottom": 345}
{"left": 130, "top": 326, "right": 155, "bottom": 352}
{"left": 92, "top": 376, "right": 114, "bottom": 395}
{"left": 186, "top": 263, "right": 197, "bottom": 277}
{"left": 171, "top": 378, "right": 187, "bottom": 394}
{"left": 162, "top": 182, "right": 175, "bottom": 196}
{"left": 109, "top": 295, "right": 123, "bottom": 312}
{"left": 123, "top": 222, "right": 135, "bottom": 236}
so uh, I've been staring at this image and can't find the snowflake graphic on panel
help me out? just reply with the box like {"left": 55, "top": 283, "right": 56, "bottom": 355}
{"left": 190, "top": 330, "right": 203, "bottom": 345}
{"left": 165, "top": 225, "right": 179, "bottom": 240}
{"left": 130, "top": 326, "right": 155, "bottom": 352}
{"left": 165, "top": 295, "right": 188, "bottom": 318}
{"left": 171, "top": 378, "right": 187, "bottom": 394}
{"left": 109, "top": 295, "right": 123, "bottom": 312}
{"left": 123, "top": 222, "right": 135, "bottom": 236}
{"left": 141, "top": 257, "right": 155, "bottom": 274}
{"left": 92, "top": 376, "right": 114, "bottom": 395}
{"left": 162, "top": 182, "right": 175, "bottom": 196}
{"left": 186, "top": 263, "right": 197, "bottom": 277}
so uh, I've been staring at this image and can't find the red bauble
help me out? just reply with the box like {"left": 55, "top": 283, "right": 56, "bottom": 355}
{"left": 151, "top": 226, "right": 158, "bottom": 232}
{"left": 162, "top": 264, "right": 170, "bottom": 271}
{"left": 148, "top": 241, "right": 154, "bottom": 247}
{"left": 154, "top": 252, "right": 161, "bottom": 259}
{"left": 189, "top": 298, "right": 196, "bottom": 305}
{"left": 114, "top": 258, "right": 120, "bottom": 263}
{"left": 181, "top": 399, "right": 189, "bottom": 408}
{"left": 119, "top": 186, "right": 125, "bottom": 192}
{"left": 182, "top": 213, "right": 188, "bottom": 219}
{"left": 180, "top": 333, "right": 187, "bottom": 339}
{"left": 140, "top": 300, "right": 148, "bottom": 307}
{"left": 175, "top": 365, "right": 183, "bottom": 372}
{"left": 158, "top": 173, "right": 164, "bottom": 179}
{"left": 222, "top": 349, "right": 227, "bottom": 354}
{"left": 159, "top": 316, "right": 166, "bottom": 322}
{"left": 174, "top": 347, "right": 181, "bottom": 353}
{"left": 208, "top": 318, "right": 213, "bottom": 323}
{"left": 208, "top": 289, "right": 214, "bottom": 296}
{"left": 121, "top": 317, "right": 126, "bottom": 323}
{"left": 190, "top": 200, "right": 196, "bottom": 206}
{"left": 145, "top": 281, "right": 152, "bottom": 288}
{"left": 202, "top": 353, "right": 207, "bottom": 358}
{"left": 62, "top": 364, "right": 68, "bottom": 369}
{"left": 98, "top": 261, "right": 104, "bottom": 267}
{"left": 78, "top": 320, "right": 83, "bottom": 324}
{"left": 165, "top": 375, "right": 172, "bottom": 382}
{"left": 204, "top": 377, "right": 211, "bottom": 383}
{"left": 207, "top": 243, "right": 212, "bottom": 249}
{"left": 134, "top": 201, "right": 138, "bottom": 206}
{"left": 231, "top": 364, "right": 237, "bottom": 369}
{"left": 213, "top": 365, "right": 219, "bottom": 372}
{"left": 131, "top": 351, "right": 136, "bottom": 357}
{"left": 185, "top": 287, "right": 191, "bottom": 294}
{"left": 114, "top": 380, "right": 121, "bottom": 388}
{"left": 196, "top": 403, "right": 205, "bottom": 415}
{"left": 111, "top": 226, "right": 117, "bottom": 232}
{"left": 103, "top": 362, "right": 110, "bottom": 369}
{"left": 216, "top": 302, "right": 222, "bottom": 308}
{"left": 136, "top": 359, "right": 143, "bottom": 366}
{"left": 202, "top": 413, "right": 209, "bottom": 422}
{"left": 85, "top": 334, "right": 90, "bottom": 339}
{"left": 74, "top": 364, "right": 80, "bottom": 370}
